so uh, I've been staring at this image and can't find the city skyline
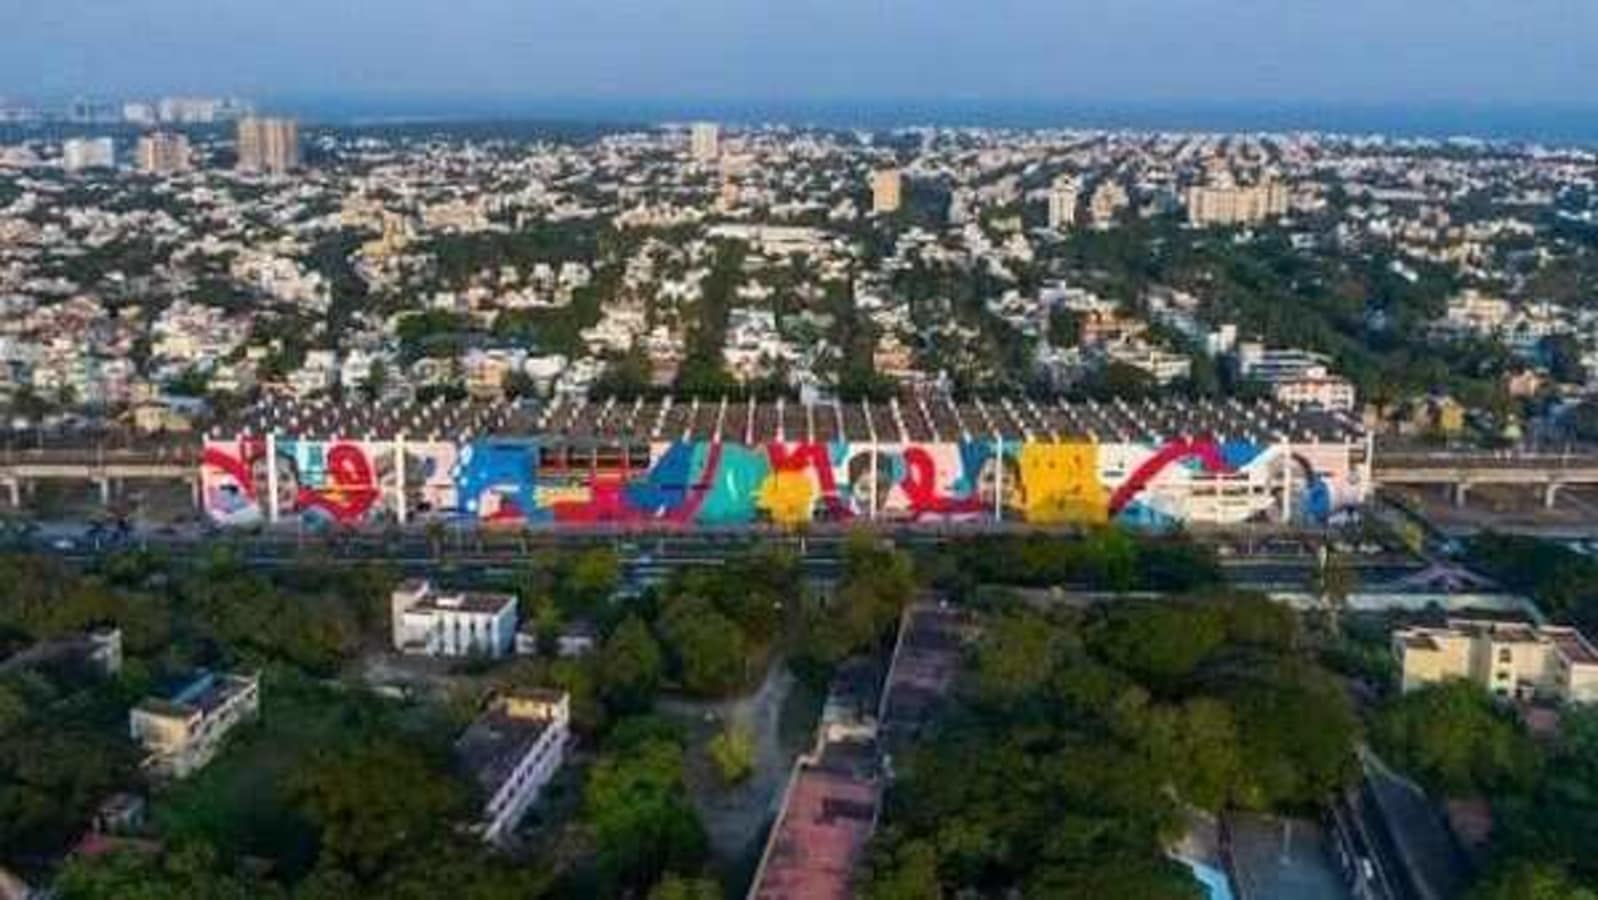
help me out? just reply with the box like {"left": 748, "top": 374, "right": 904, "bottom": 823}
{"left": 5, "top": 0, "right": 1596, "bottom": 109}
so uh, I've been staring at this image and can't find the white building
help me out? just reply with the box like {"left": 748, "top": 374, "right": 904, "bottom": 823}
{"left": 391, "top": 579, "right": 518, "bottom": 658}
{"left": 1048, "top": 176, "right": 1080, "bottom": 231}
{"left": 455, "top": 690, "right": 571, "bottom": 845}
{"left": 1395, "top": 619, "right": 1598, "bottom": 704}
{"left": 62, "top": 137, "right": 115, "bottom": 172}
{"left": 690, "top": 122, "right": 720, "bottom": 162}
{"left": 129, "top": 670, "right": 260, "bottom": 779}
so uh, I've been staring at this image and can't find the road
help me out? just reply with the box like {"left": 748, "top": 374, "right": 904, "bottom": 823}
{"left": 8, "top": 519, "right": 1427, "bottom": 593}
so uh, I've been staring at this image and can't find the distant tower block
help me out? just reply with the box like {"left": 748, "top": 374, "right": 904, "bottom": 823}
{"left": 690, "top": 122, "right": 720, "bottom": 162}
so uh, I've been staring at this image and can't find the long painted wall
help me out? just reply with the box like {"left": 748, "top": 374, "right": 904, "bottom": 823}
{"left": 200, "top": 436, "right": 1367, "bottom": 528}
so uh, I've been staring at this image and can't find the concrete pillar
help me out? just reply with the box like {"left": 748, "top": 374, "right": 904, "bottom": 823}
{"left": 1452, "top": 482, "right": 1470, "bottom": 508}
{"left": 97, "top": 478, "right": 110, "bottom": 505}
{"left": 266, "top": 433, "right": 279, "bottom": 524}
{"left": 1545, "top": 482, "right": 1563, "bottom": 509}
{"left": 3, "top": 479, "right": 17, "bottom": 508}
{"left": 190, "top": 476, "right": 202, "bottom": 510}
{"left": 395, "top": 434, "right": 408, "bottom": 526}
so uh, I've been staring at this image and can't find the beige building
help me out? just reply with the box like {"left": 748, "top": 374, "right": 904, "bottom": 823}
{"left": 236, "top": 117, "right": 300, "bottom": 175}
{"left": 135, "top": 131, "right": 192, "bottom": 175}
{"left": 1048, "top": 177, "right": 1080, "bottom": 231}
{"left": 690, "top": 122, "right": 720, "bottom": 162}
{"left": 1185, "top": 180, "right": 1289, "bottom": 227}
{"left": 456, "top": 690, "right": 571, "bottom": 845}
{"left": 1089, "top": 180, "right": 1130, "bottom": 228}
{"left": 871, "top": 168, "right": 903, "bottom": 215}
{"left": 130, "top": 670, "right": 260, "bottom": 779}
{"left": 1394, "top": 618, "right": 1598, "bottom": 704}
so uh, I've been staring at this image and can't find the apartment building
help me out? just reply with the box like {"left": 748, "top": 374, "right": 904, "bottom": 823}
{"left": 391, "top": 579, "right": 519, "bottom": 659}
{"left": 871, "top": 168, "right": 903, "bottom": 215}
{"left": 455, "top": 690, "right": 572, "bottom": 845}
{"left": 1394, "top": 618, "right": 1598, "bottom": 704}
{"left": 129, "top": 670, "right": 261, "bottom": 779}
{"left": 1185, "top": 180, "right": 1289, "bottom": 226}
{"left": 135, "top": 131, "right": 192, "bottom": 175}
{"left": 236, "top": 117, "right": 300, "bottom": 175}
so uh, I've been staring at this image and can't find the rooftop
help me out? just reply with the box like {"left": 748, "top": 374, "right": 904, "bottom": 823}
{"left": 453, "top": 698, "right": 561, "bottom": 799}
{"left": 206, "top": 395, "right": 1367, "bottom": 446}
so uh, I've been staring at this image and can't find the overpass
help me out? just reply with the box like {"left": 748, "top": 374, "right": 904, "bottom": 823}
{"left": 1372, "top": 451, "right": 1598, "bottom": 508}
{"left": 0, "top": 443, "right": 196, "bottom": 506}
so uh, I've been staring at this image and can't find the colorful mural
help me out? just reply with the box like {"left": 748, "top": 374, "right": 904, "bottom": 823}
{"left": 202, "top": 434, "right": 1365, "bottom": 529}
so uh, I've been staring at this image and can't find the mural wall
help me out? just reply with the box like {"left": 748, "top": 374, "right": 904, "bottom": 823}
{"left": 201, "top": 436, "right": 1365, "bottom": 529}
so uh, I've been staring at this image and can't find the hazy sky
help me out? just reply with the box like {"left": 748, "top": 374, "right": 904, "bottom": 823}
{"left": 5, "top": 0, "right": 1595, "bottom": 107}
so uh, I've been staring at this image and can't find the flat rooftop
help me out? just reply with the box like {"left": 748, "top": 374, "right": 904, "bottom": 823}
{"left": 135, "top": 670, "right": 254, "bottom": 720}
{"left": 412, "top": 591, "right": 515, "bottom": 616}
{"left": 751, "top": 765, "right": 881, "bottom": 900}
{"left": 454, "top": 706, "right": 556, "bottom": 799}
{"left": 207, "top": 395, "right": 1366, "bottom": 446}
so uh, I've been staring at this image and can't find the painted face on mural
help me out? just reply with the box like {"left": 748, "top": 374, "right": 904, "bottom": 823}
{"left": 975, "top": 454, "right": 1024, "bottom": 513}
{"left": 847, "top": 452, "right": 897, "bottom": 515}
{"left": 251, "top": 452, "right": 300, "bottom": 515}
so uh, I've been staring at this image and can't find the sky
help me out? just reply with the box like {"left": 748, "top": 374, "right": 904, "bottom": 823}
{"left": 4, "top": 0, "right": 1596, "bottom": 111}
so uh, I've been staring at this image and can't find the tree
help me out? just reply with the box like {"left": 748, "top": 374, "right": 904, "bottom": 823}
{"left": 583, "top": 738, "right": 708, "bottom": 892}
{"left": 1371, "top": 680, "right": 1540, "bottom": 798}
{"left": 973, "top": 610, "right": 1065, "bottom": 701}
{"left": 1468, "top": 861, "right": 1598, "bottom": 900}
{"left": 290, "top": 742, "right": 464, "bottom": 877}
{"left": 658, "top": 597, "right": 747, "bottom": 697}
{"left": 647, "top": 873, "right": 723, "bottom": 900}
{"left": 1309, "top": 545, "right": 1358, "bottom": 636}
{"left": 598, "top": 616, "right": 664, "bottom": 713}
{"left": 865, "top": 839, "right": 943, "bottom": 900}
{"left": 55, "top": 842, "right": 283, "bottom": 900}
{"left": 707, "top": 724, "right": 755, "bottom": 785}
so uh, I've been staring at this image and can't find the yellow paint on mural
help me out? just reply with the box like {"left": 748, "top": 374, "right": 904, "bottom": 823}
{"left": 1018, "top": 443, "right": 1108, "bottom": 525}
{"left": 757, "top": 470, "right": 817, "bottom": 526}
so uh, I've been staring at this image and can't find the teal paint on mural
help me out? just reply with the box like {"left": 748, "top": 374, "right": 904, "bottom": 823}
{"left": 696, "top": 442, "right": 769, "bottom": 524}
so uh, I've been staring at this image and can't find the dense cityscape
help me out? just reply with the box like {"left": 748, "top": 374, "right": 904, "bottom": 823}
{"left": 1, "top": 67, "right": 1598, "bottom": 900}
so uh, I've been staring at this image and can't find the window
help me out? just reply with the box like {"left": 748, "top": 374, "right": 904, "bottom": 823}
{"left": 1498, "top": 648, "right": 1513, "bottom": 664}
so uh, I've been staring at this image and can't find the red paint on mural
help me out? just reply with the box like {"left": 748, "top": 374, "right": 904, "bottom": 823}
{"left": 1108, "top": 437, "right": 1231, "bottom": 515}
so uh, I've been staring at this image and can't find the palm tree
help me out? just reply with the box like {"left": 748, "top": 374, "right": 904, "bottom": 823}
{"left": 1310, "top": 543, "right": 1358, "bottom": 637}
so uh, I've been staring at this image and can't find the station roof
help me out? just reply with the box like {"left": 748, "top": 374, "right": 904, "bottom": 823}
{"left": 212, "top": 395, "right": 1366, "bottom": 446}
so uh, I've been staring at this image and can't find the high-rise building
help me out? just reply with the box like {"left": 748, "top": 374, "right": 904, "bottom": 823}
{"left": 122, "top": 102, "right": 158, "bottom": 127}
{"left": 158, "top": 96, "right": 252, "bottom": 125}
{"left": 1184, "top": 180, "right": 1290, "bottom": 226}
{"left": 1048, "top": 177, "right": 1080, "bottom": 231}
{"left": 1089, "top": 180, "right": 1130, "bottom": 228}
{"left": 690, "top": 122, "right": 720, "bottom": 162}
{"left": 236, "top": 117, "right": 300, "bottom": 175}
{"left": 872, "top": 168, "right": 903, "bottom": 215}
{"left": 68, "top": 96, "right": 117, "bottom": 125}
{"left": 62, "top": 137, "right": 115, "bottom": 173}
{"left": 135, "top": 132, "right": 193, "bottom": 175}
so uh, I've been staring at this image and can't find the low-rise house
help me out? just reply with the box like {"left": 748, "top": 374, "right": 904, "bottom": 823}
{"left": 129, "top": 670, "right": 260, "bottom": 779}
{"left": 455, "top": 690, "right": 571, "bottom": 845}
{"left": 390, "top": 579, "right": 518, "bottom": 659}
{"left": 1394, "top": 618, "right": 1598, "bottom": 704}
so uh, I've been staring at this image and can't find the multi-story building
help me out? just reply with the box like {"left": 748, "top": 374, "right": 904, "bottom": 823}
{"left": 871, "top": 168, "right": 903, "bottom": 215}
{"left": 1185, "top": 180, "right": 1289, "bottom": 226}
{"left": 1048, "top": 176, "right": 1080, "bottom": 231}
{"left": 1089, "top": 180, "right": 1129, "bottom": 227}
{"left": 62, "top": 137, "right": 115, "bottom": 173}
{"left": 391, "top": 579, "right": 519, "bottom": 658}
{"left": 455, "top": 690, "right": 571, "bottom": 845}
{"left": 236, "top": 117, "right": 300, "bottom": 175}
{"left": 129, "top": 670, "right": 260, "bottom": 779}
{"left": 690, "top": 122, "right": 720, "bottom": 162}
{"left": 135, "top": 132, "right": 193, "bottom": 175}
{"left": 1394, "top": 618, "right": 1598, "bottom": 704}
